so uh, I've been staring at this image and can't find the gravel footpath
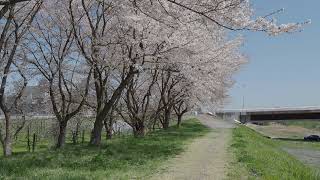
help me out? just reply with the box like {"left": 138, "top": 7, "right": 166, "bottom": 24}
{"left": 151, "top": 115, "right": 234, "bottom": 180}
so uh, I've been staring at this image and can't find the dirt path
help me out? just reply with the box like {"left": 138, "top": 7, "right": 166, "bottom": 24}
{"left": 151, "top": 115, "right": 234, "bottom": 180}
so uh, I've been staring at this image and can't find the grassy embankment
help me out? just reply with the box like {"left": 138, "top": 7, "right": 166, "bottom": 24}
{"left": 278, "top": 139, "right": 320, "bottom": 151}
{"left": 247, "top": 120, "right": 320, "bottom": 140}
{"left": 0, "top": 118, "right": 210, "bottom": 179}
{"left": 228, "top": 125, "right": 320, "bottom": 180}
{"left": 279, "top": 120, "right": 320, "bottom": 131}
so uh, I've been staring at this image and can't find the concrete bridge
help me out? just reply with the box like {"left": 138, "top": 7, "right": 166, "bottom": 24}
{"left": 216, "top": 106, "right": 320, "bottom": 123}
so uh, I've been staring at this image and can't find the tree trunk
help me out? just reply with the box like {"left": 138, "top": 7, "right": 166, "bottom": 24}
{"left": 72, "top": 121, "right": 80, "bottom": 144}
{"left": 104, "top": 118, "right": 113, "bottom": 140}
{"left": 107, "top": 129, "right": 113, "bottom": 139}
{"left": 89, "top": 67, "right": 136, "bottom": 146}
{"left": 3, "top": 137, "right": 12, "bottom": 156}
{"left": 2, "top": 113, "right": 12, "bottom": 156}
{"left": 104, "top": 121, "right": 113, "bottom": 140}
{"left": 133, "top": 122, "right": 145, "bottom": 137}
{"left": 177, "top": 114, "right": 183, "bottom": 128}
{"left": 89, "top": 115, "right": 104, "bottom": 146}
{"left": 106, "top": 128, "right": 113, "bottom": 139}
{"left": 56, "top": 120, "right": 68, "bottom": 148}
{"left": 162, "top": 110, "right": 171, "bottom": 129}
{"left": 72, "top": 132, "right": 77, "bottom": 144}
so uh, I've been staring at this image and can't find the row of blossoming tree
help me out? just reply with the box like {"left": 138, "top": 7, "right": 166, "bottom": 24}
{"left": 0, "top": 0, "right": 308, "bottom": 156}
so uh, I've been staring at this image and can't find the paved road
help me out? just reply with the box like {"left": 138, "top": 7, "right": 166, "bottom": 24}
{"left": 152, "top": 115, "right": 235, "bottom": 180}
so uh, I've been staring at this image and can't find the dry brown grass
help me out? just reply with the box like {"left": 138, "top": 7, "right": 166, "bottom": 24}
{"left": 247, "top": 123, "right": 320, "bottom": 139}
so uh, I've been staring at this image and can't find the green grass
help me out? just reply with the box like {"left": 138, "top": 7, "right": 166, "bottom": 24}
{"left": 0, "top": 118, "right": 210, "bottom": 179}
{"left": 0, "top": 130, "right": 93, "bottom": 155}
{"left": 228, "top": 125, "right": 320, "bottom": 180}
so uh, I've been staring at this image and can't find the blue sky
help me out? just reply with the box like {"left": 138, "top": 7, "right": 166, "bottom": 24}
{"left": 226, "top": 0, "right": 320, "bottom": 109}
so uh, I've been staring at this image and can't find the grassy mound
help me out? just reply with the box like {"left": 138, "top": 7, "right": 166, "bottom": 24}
{"left": 229, "top": 125, "right": 320, "bottom": 180}
{"left": 0, "top": 118, "right": 209, "bottom": 179}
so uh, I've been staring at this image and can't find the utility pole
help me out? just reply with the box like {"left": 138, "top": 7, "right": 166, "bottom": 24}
{"left": 242, "top": 95, "right": 245, "bottom": 111}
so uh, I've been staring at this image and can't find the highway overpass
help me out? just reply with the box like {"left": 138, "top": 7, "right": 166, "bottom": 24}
{"left": 216, "top": 106, "right": 320, "bottom": 123}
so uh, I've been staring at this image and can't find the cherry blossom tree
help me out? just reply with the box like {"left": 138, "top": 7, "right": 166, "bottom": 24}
{"left": 133, "top": 0, "right": 309, "bottom": 36}
{"left": 0, "top": 0, "right": 42, "bottom": 156}
{"left": 117, "top": 68, "right": 159, "bottom": 136}
{"left": 0, "top": 0, "right": 31, "bottom": 20}
{"left": 24, "top": 1, "right": 92, "bottom": 148}
{"left": 67, "top": 0, "right": 142, "bottom": 146}
{"left": 171, "top": 78, "right": 192, "bottom": 128}
{"left": 0, "top": 0, "right": 29, "bottom": 5}
{"left": 5, "top": 0, "right": 304, "bottom": 147}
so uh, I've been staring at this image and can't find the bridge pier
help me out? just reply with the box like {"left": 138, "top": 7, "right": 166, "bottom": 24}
{"left": 240, "top": 113, "right": 250, "bottom": 123}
